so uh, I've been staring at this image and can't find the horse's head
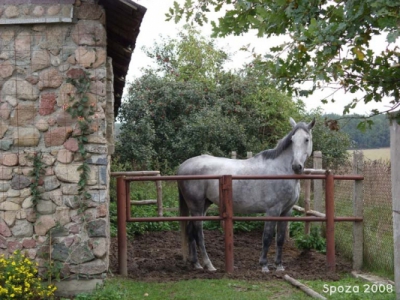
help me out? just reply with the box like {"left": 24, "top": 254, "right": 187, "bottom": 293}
{"left": 289, "top": 117, "right": 315, "bottom": 174}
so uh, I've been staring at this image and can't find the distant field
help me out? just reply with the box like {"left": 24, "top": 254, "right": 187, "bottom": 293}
{"left": 347, "top": 147, "right": 390, "bottom": 161}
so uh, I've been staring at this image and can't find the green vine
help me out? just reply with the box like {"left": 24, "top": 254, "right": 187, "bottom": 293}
{"left": 28, "top": 152, "right": 63, "bottom": 283}
{"left": 65, "top": 72, "right": 95, "bottom": 206}
{"left": 24, "top": 72, "right": 96, "bottom": 283}
{"left": 28, "top": 152, "right": 45, "bottom": 210}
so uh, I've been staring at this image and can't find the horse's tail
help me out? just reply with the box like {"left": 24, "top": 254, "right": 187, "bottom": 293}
{"left": 179, "top": 188, "right": 189, "bottom": 262}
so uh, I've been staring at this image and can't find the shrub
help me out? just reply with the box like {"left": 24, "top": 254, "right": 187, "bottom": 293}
{"left": 294, "top": 227, "right": 326, "bottom": 254}
{"left": 0, "top": 251, "right": 57, "bottom": 300}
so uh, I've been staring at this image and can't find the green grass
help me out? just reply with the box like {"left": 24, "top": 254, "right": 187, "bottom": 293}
{"left": 74, "top": 277, "right": 308, "bottom": 300}
{"left": 347, "top": 148, "right": 390, "bottom": 161}
{"left": 73, "top": 274, "right": 396, "bottom": 300}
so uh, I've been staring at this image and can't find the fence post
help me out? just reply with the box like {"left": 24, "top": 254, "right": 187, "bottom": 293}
{"left": 117, "top": 176, "right": 128, "bottom": 276}
{"left": 325, "top": 170, "right": 336, "bottom": 272}
{"left": 389, "top": 114, "right": 400, "bottom": 300}
{"left": 304, "top": 179, "right": 311, "bottom": 235}
{"left": 155, "top": 173, "right": 163, "bottom": 217}
{"left": 231, "top": 151, "right": 237, "bottom": 159}
{"left": 313, "top": 151, "right": 323, "bottom": 213}
{"left": 313, "top": 151, "right": 324, "bottom": 238}
{"left": 221, "top": 175, "right": 234, "bottom": 273}
{"left": 352, "top": 151, "right": 364, "bottom": 271}
{"left": 247, "top": 151, "right": 253, "bottom": 158}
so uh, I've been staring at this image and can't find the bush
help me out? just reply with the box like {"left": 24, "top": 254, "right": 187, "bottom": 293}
{"left": 294, "top": 227, "right": 326, "bottom": 254}
{"left": 0, "top": 251, "right": 57, "bottom": 300}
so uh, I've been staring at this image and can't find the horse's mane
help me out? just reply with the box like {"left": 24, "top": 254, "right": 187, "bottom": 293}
{"left": 255, "top": 122, "right": 310, "bottom": 160}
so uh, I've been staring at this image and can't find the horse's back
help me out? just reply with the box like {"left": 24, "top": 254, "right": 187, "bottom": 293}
{"left": 177, "top": 155, "right": 240, "bottom": 207}
{"left": 178, "top": 154, "right": 243, "bottom": 176}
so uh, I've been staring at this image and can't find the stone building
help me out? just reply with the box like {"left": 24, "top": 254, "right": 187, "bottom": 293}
{"left": 0, "top": 0, "right": 146, "bottom": 295}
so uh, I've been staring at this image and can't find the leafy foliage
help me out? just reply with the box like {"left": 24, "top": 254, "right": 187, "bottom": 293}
{"left": 326, "top": 113, "right": 390, "bottom": 149}
{"left": 117, "top": 28, "right": 304, "bottom": 173}
{"left": 294, "top": 227, "right": 327, "bottom": 254}
{"left": 65, "top": 72, "right": 96, "bottom": 207}
{"left": 307, "top": 113, "right": 351, "bottom": 169}
{"left": 143, "top": 25, "right": 228, "bottom": 87}
{"left": 289, "top": 211, "right": 326, "bottom": 253}
{"left": 27, "top": 152, "right": 45, "bottom": 210}
{"left": 0, "top": 251, "right": 57, "bottom": 300}
{"left": 168, "top": 0, "right": 400, "bottom": 117}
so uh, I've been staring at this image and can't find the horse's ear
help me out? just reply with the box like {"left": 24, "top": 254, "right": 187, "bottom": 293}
{"left": 308, "top": 118, "right": 316, "bottom": 130}
{"left": 289, "top": 117, "right": 297, "bottom": 128}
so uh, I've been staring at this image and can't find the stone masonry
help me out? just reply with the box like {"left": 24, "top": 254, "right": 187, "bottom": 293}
{"left": 0, "top": 0, "right": 113, "bottom": 288}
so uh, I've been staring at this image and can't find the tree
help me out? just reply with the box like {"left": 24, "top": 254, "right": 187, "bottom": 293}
{"left": 167, "top": 0, "right": 400, "bottom": 121}
{"left": 142, "top": 25, "right": 228, "bottom": 88}
{"left": 116, "top": 71, "right": 304, "bottom": 172}
{"left": 116, "top": 28, "right": 304, "bottom": 172}
{"left": 325, "top": 113, "right": 390, "bottom": 149}
{"left": 307, "top": 113, "right": 351, "bottom": 168}
{"left": 117, "top": 27, "right": 350, "bottom": 173}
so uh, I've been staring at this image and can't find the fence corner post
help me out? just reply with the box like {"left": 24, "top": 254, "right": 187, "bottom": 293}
{"left": 117, "top": 176, "right": 128, "bottom": 276}
{"left": 389, "top": 115, "right": 400, "bottom": 300}
{"left": 325, "top": 170, "right": 335, "bottom": 272}
{"left": 222, "top": 175, "right": 234, "bottom": 273}
{"left": 352, "top": 151, "right": 364, "bottom": 271}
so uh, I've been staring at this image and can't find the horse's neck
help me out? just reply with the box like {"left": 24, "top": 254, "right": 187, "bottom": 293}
{"left": 253, "top": 146, "right": 295, "bottom": 174}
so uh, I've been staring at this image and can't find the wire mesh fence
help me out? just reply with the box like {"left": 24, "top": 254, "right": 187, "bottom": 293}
{"left": 333, "top": 155, "right": 393, "bottom": 276}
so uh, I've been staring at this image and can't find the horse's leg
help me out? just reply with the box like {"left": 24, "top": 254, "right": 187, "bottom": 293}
{"left": 186, "top": 199, "right": 213, "bottom": 270}
{"left": 189, "top": 199, "right": 216, "bottom": 271}
{"left": 259, "top": 220, "right": 276, "bottom": 273}
{"left": 275, "top": 219, "right": 288, "bottom": 271}
{"left": 187, "top": 221, "right": 202, "bottom": 270}
{"left": 198, "top": 199, "right": 216, "bottom": 271}
{"left": 191, "top": 218, "right": 216, "bottom": 271}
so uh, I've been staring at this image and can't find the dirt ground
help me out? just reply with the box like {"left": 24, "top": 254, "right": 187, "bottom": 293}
{"left": 109, "top": 230, "right": 352, "bottom": 282}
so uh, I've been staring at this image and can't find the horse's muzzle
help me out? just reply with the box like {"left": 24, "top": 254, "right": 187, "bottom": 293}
{"left": 292, "top": 164, "right": 304, "bottom": 174}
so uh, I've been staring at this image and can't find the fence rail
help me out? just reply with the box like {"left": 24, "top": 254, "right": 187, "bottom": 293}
{"left": 111, "top": 171, "right": 163, "bottom": 216}
{"left": 114, "top": 171, "right": 364, "bottom": 276}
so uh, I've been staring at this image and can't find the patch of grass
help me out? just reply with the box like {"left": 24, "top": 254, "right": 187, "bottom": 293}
{"left": 347, "top": 148, "right": 390, "bottom": 161}
{"left": 74, "top": 274, "right": 396, "bottom": 300}
{"left": 74, "top": 277, "right": 310, "bottom": 300}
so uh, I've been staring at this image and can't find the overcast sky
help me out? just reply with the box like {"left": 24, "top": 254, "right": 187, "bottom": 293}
{"left": 125, "top": 0, "right": 395, "bottom": 116}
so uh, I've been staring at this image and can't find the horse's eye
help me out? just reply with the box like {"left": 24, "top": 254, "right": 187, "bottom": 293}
{"left": 305, "top": 138, "right": 309, "bottom": 143}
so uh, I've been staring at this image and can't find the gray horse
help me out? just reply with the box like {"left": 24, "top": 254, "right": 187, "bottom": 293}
{"left": 177, "top": 117, "right": 315, "bottom": 272}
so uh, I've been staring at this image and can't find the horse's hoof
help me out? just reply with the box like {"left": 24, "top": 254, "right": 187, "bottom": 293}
{"left": 261, "top": 266, "right": 270, "bottom": 273}
{"left": 206, "top": 266, "right": 217, "bottom": 272}
{"left": 193, "top": 262, "right": 203, "bottom": 270}
{"left": 276, "top": 265, "right": 285, "bottom": 272}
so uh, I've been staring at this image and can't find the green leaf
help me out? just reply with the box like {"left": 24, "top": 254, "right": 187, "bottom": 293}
{"left": 387, "top": 31, "right": 400, "bottom": 43}
{"left": 215, "top": 3, "right": 223, "bottom": 12}
{"left": 352, "top": 47, "right": 365, "bottom": 60}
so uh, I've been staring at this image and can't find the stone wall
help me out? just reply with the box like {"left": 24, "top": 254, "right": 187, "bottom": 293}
{"left": 0, "top": 0, "right": 113, "bottom": 289}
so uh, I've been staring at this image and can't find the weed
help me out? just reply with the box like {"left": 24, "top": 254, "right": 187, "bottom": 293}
{"left": 294, "top": 226, "right": 326, "bottom": 253}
